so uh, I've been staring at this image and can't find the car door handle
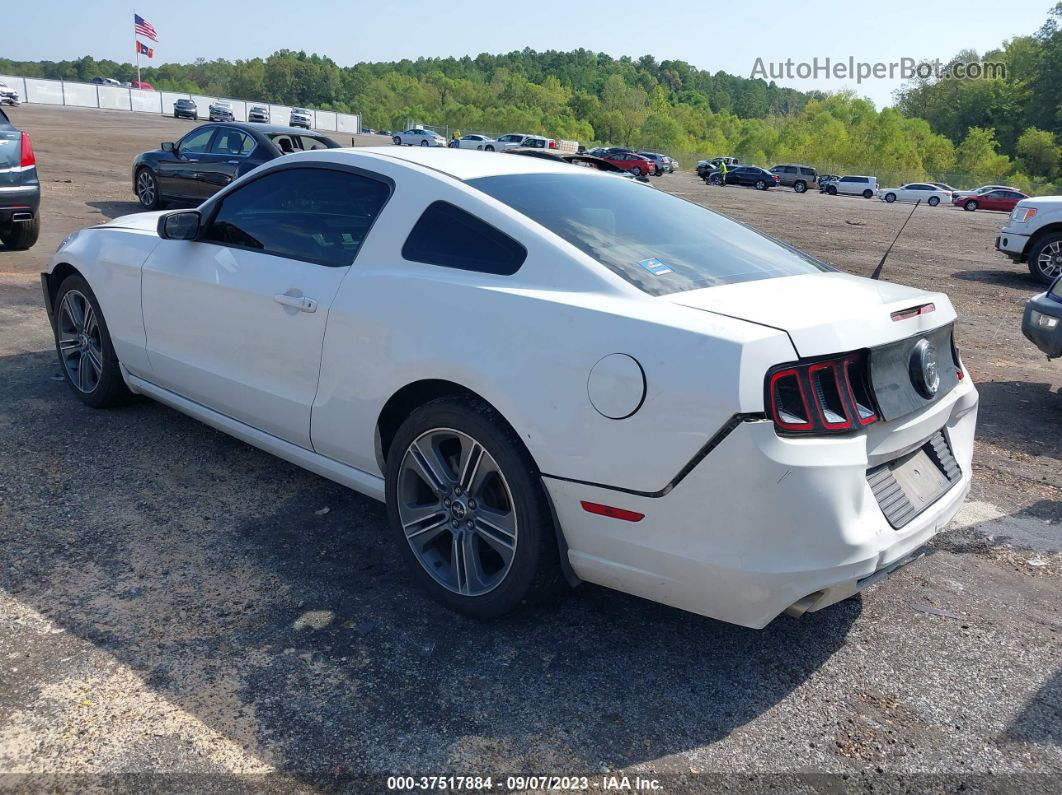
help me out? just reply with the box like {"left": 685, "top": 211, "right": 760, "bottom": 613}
{"left": 273, "top": 293, "right": 318, "bottom": 313}
{"left": 227, "top": 160, "right": 240, "bottom": 164}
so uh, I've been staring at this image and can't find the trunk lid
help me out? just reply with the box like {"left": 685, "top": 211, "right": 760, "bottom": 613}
{"left": 665, "top": 271, "right": 955, "bottom": 357}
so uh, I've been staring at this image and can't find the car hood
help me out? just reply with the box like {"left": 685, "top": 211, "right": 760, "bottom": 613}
{"left": 665, "top": 271, "right": 955, "bottom": 357}
{"left": 99, "top": 211, "right": 168, "bottom": 233}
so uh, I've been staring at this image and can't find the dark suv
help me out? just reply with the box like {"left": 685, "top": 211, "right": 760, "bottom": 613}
{"left": 770, "top": 164, "right": 817, "bottom": 193}
{"left": 0, "top": 108, "right": 40, "bottom": 250}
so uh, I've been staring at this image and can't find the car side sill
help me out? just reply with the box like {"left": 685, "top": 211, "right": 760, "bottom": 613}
{"left": 540, "top": 413, "right": 767, "bottom": 499}
{"left": 125, "top": 373, "right": 387, "bottom": 503}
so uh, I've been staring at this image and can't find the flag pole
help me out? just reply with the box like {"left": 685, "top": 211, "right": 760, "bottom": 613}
{"left": 134, "top": 12, "right": 141, "bottom": 85}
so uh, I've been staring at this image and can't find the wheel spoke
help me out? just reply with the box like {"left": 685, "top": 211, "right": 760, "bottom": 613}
{"left": 467, "top": 449, "right": 502, "bottom": 499}
{"left": 58, "top": 336, "right": 80, "bottom": 355}
{"left": 458, "top": 440, "right": 484, "bottom": 492}
{"left": 77, "top": 352, "right": 90, "bottom": 391}
{"left": 83, "top": 304, "right": 97, "bottom": 336}
{"left": 460, "top": 532, "right": 485, "bottom": 594}
{"left": 408, "top": 440, "right": 451, "bottom": 492}
{"left": 475, "top": 508, "right": 517, "bottom": 555}
{"left": 84, "top": 343, "right": 103, "bottom": 375}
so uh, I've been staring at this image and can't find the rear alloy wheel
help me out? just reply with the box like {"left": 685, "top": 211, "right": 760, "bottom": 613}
{"left": 136, "top": 168, "right": 161, "bottom": 210}
{"left": 52, "top": 275, "right": 131, "bottom": 408}
{"left": 632, "top": 166, "right": 643, "bottom": 176}
{"left": 755, "top": 179, "right": 767, "bottom": 190}
{"left": 484, "top": 145, "right": 495, "bottom": 152}
{"left": 386, "top": 397, "right": 560, "bottom": 618}
{"left": 1028, "top": 234, "right": 1062, "bottom": 285}
{"left": 0, "top": 215, "right": 39, "bottom": 250}
{"left": 928, "top": 196, "right": 940, "bottom": 206}
{"left": 964, "top": 200, "right": 978, "bottom": 211}
{"left": 793, "top": 180, "right": 807, "bottom": 193}
{"left": 884, "top": 193, "right": 896, "bottom": 203}
{"left": 862, "top": 189, "right": 874, "bottom": 198}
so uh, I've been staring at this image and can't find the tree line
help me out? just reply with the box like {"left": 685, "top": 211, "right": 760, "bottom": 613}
{"left": 2, "top": 4, "right": 1059, "bottom": 192}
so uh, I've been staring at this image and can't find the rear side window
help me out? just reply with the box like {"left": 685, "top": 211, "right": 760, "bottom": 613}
{"left": 210, "top": 129, "right": 254, "bottom": 156}
{"left": 203, "top": 167, "right": 390, "bottom": 267}
{"left": 402, "top": 201, "right": 527, "bottom": 275}
{"left": 800, "top": 167, "right": 816, "bottom": 176}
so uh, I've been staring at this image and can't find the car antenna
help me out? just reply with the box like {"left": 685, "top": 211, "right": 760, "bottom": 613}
{"left": 871, "top": 199, "right": 920, "bottom": 280}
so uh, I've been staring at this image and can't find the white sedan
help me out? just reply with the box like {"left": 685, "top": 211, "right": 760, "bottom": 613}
{"left": 449, "top": 134, "right": 497, "bottom": 151}
{"left": 392, "top": 128, "right": 445, "bottom": 147}
{"left": 877, "top": 183, "right": 951, "bottom": 206}
{"left": 42, "top": 148, "right": 979, "bottom": 628}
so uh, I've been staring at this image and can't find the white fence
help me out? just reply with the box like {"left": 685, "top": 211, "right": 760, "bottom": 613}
{"left": 0, "top": 74, "right": 359, "bottom": 135}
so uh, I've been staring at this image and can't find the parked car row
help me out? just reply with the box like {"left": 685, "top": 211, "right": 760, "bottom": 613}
{"left": 169, "top": 100, "right": 311, "bottom": 128}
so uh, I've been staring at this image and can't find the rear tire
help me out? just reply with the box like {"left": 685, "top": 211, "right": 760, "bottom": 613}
{"left": 1027, "top": 233, "right": 1062, "bottom": 285}
{"left": 862, "top": 189, "right": 874, "bottom": 198}
{"left": 385, "top": 396, "right": 561, "bottom": 619}
{"left": 793, "top": 180, "right": 807, "bottom": 193}
{"left": 928, "top": 196, "right": 940, "bottom": 206}
{"left": 755, "top": 180, "right": 767, "bottom": 190}
{"left": 964, "top": 200, "right": 978, "bottom": 211}
{"left": 52, "top": 274, "right": 132, "bottom": 409}
{"left": 0, "top": 215, "right": 39, "bottom": 250}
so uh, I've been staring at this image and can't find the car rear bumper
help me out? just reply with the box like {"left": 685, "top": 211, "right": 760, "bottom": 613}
{"left": 544, "top": 377, "right": 978, "bottom": 628}
{"left": 0, "top": 185, "right": 40, "bottom": 219}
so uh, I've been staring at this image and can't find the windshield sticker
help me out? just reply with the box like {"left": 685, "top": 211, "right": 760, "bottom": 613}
{"left": 639, "top": 257, "right": 673, "bottom": 276}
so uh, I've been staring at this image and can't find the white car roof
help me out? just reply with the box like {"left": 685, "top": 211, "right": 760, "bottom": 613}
{"left": 328, "top": 146, "right": 590, "bottom": 181}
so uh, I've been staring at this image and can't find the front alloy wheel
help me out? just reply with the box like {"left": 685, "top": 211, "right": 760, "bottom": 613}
{"left": 1030, "top": 235, "right": 1062, "bottom": 284}
{"left": 136, "top": 169, "right": 160, "bottom": 209}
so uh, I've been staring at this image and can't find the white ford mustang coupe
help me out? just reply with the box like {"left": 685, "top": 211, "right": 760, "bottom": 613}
{"left": 42, "top": 147, "right": 979, "bottom": 628}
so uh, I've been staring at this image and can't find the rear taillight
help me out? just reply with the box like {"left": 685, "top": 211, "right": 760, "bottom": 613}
{"left": 766, "top": 352, "right": 879, "bottom": 435}
{"left": 548, "top": 140, "right": 557, "bottom": 149}
{"left": 19, "top": 131, "right": 35, "bottom": 167}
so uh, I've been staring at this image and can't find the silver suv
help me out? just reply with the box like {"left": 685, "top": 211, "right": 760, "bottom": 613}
{"left": 769, "top": 164, "right": 818, "bottom": 193}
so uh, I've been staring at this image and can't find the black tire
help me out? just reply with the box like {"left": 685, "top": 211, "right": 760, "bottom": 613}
{"left": 928, "top": 196, "right": 940, "bottom": 206}
{"left": 632, "top": 166, "right": 643, "bottom": 176}
{"left": 755, "top": 180, "right": 767, "bottom": 190}
{"left": 193, "top": 113, "right": 198, "bottom": 121}
{"left": 964, "top": 200, "right": 977, "bottom": 211}
{"left": 827, "top": 185, "right": 838, "bottom": 195}
{"left": 385, "top": 395, "right": 561, "bottom": 619}
{"left": 862, "top": 189, "right": 874, "bottom": 198}
{"left": 1027, "top": 233, "right": 1062, "bottom": 285}
{"left": 420, "top": 140, "right": 430, "bottom": 147}
{"left": 793, "top": 180, "right": 807, "bottom": 193}
{"left": 0, "top": 215, "right": 40, "bottom": 250}
{"left": 484, "top": 145, "right": 495, "bottom": 152}
{"left": 393, "top": 136, "right": 401, "bottom": 145}
{"left": 884, "top": 193, "right": 896, "bottom": 203}
{"left": 135, "top": 167, "right": 162, "bottom": 210}
{"left": 173, "top": 112, "right": 178, "bottom": 118}
{"left": 52, "top": 274, "right": 132, "bottom": 409}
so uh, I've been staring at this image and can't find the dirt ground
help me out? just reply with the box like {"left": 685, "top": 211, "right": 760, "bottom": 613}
{"left": 0, "top": 105, "right": 1059, "bottom": 791}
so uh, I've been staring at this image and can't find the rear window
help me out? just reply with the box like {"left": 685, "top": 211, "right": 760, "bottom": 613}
{"left": 402, "top": 201, "right": 527, "bottom": 275}
{"left": 267, "top": 133, "right": 337, "bottom": 151}
{"left": 468, "top": 173, "right": 830, "bottom": 296}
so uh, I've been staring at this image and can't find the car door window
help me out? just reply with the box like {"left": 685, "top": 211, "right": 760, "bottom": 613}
{"left": 179, "top": 127, "right": 216, "bottom": 154}
{"left": 209, "top": 129, "right": 254, "bottom": 157}
{"left": 202, "top": 167, "right": 391, "bottom": 267}
{"left": 402, "top": 201, "right": 527, "bottom": 276}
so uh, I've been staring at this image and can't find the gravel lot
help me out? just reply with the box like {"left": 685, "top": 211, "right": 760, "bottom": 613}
{"left": 0, "top": 105, "right": 1059, "bottom": 791}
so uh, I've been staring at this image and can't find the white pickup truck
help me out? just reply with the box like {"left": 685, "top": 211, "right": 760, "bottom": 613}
{"left": 996, "top": 195, "right": 1062, "bottom": 284}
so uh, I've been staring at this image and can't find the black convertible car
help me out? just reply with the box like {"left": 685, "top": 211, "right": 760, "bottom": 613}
{"left": 132, "top": 122, "right": 340, "bottom": 209}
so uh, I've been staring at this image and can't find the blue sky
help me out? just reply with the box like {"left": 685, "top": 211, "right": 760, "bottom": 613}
{"left": 4, "top": 0, "right": 1052, "bottom": 107}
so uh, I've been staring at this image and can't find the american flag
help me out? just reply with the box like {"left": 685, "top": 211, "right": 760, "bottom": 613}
{"left": 134, "top": 14, "right": 158, "bottom": 42}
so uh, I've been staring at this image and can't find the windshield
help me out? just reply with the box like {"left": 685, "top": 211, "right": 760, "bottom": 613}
{"left": 1050, "top": 277, "right": 1062, "bottom": 301}
{"left": 469, "top": 173, "right": 831, "bottom": 296}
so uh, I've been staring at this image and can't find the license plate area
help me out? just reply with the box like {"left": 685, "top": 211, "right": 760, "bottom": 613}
{"left": 866, "top": 430, "right": 961, "bottom": 529}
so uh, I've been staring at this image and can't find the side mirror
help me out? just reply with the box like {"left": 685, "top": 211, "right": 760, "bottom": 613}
{"left": 161, "top": 141, "right": 175, "bottom": 152}
{"left": 157, "top": 210, "right": 201, "bottom": 241}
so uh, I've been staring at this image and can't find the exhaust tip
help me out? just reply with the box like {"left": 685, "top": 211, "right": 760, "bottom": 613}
{"left": 12, "top": 212, "right": 32, "bottom": 222}
{"left": 784, "top": 591, "right": 825, "bottom": 618}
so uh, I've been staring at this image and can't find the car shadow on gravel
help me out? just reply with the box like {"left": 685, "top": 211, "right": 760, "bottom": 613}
{"left": 85, "top": 200, "right": 145, "bottom": 220}
{"left": 0, "top": 349, "right": 859, "bottom": 776}
{"left": 973, "top": 380, "right": 1062, "bottom": 461}
{"left": 951, "top": 269, "right": 1041, "bottom": 292}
